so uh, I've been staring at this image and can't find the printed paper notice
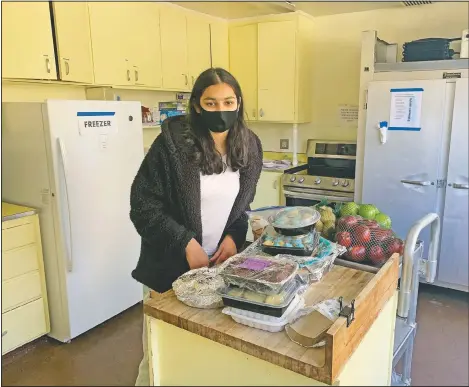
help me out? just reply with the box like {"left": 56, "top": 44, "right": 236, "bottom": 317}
{"left": 389, "top": 88, "right": 423, "bottom": 131}
{"left": 338, "top": 104, "right": 358, "bottom": 127}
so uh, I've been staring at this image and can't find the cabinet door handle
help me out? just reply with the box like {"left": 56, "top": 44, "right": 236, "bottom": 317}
{"left": 452, "top": 183, "right": 469, "bottom": 190}
{"left": 273, "top": 180, "right": 278, "bottom": 189}
{"left": 252, "top": 109, "right": 256, "bottom": 118}
{"left": 64, "top": 59, "right": 70, "bottom": 76}
{"left": 127, "top": 69, "right": 131, "bottom": 82}
{"left": 192, "top": 75, "right": 194, "bottom": 85}
{"left": 259, "top": 108, "right": 264, "bottom": 118}
{"left": 2, "top": 331, "right": 7, "bottom": 337}
{"left": 184, "top": 74, "right": 188, "bottom": 86}
{"left": 45, "top": 57, "right": 51, "bottom": 74}
{"left": 135, "top": 69, "right": 139, "bottom": 82}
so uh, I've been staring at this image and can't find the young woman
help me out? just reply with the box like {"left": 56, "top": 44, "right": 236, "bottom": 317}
{"left": 130, "top": 68, "right": 263, "bottom": 385}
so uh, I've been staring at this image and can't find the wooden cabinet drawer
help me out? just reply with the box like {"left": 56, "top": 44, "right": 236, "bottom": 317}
{"left": 2, "top": 244, "right": 39, "bottom": 281}
{"left": 2, "top": 222, "right": 35, "bottom": 251}
{"left": 2, "top": 271, "right": 42, "bottom": 313}
{"left": 2, "top": 298, "right": 47, "bottom": 355}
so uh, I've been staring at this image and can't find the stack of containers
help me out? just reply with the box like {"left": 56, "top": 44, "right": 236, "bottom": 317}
{"left": 218, "top": 255, "right": 303, "bottom": 332}
{"left": 219, "top": 207, "right": 323, "bottom": 331}
{"left": 261, "top": 207, "right": 321, "bottom": 256}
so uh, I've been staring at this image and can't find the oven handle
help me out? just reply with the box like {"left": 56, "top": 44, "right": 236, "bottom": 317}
{"left": 283, "top": 189, "right": 354, "bottom": 202}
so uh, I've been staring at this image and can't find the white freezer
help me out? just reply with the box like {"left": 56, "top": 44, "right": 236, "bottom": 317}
{"left": 2, "top": 100, "right": 144, "bottom": 342}
{"left": 361, "top": 78, "right": 468, "bottom": 290}
{"left": 362, "top": 79, "right": 448, "bottom": 258}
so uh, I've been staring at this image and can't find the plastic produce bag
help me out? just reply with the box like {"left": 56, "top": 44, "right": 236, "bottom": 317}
{"left": 335, "top": 215, "right": 404, "bottom": 267}
{"left": 285, "top": 298, "right": 341, "bottom": 348}
{"left": 172, "top": 267, "right": 225, "bottom": 309}
{"left": 247, "top": 206, "right": 286, "bottom": 241}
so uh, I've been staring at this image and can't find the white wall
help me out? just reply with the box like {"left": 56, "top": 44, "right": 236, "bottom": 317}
{"left": 251, "top": 2, "right": 469, "bottom": 152}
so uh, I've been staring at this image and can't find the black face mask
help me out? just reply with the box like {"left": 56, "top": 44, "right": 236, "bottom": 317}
{"left": 199, "top": 108, "right": 238, "bottom": 133}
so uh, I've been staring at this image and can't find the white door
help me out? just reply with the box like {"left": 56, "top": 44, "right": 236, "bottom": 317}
{"left": 45, "top": 100, "right": 144, "bottom": 339}
{"left": 438, "top": 79, "right": 469, "bottom": 288}
{"left": 362, "top": 80, "right": 448, "bottom": 257}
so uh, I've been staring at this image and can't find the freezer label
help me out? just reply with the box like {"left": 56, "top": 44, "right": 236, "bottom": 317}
{"left": 77, "top": 112, "right": 118, "bottom": 136}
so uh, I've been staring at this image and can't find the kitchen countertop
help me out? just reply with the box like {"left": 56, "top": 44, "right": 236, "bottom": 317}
{"left": 144, "top": 255, "right": 399, "bottom": 385}
{"left": 2, "top": 202, "right": 37, "bottom": 222}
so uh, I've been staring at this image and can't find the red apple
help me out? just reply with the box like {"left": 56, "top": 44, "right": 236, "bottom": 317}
{"left": 384, "top": 238, "right": 403, "bottom": 257}
{"left": 346, "top": 246, "right": 367, "bottom": 262}
{"left": 337, "top": 216, "right": 359, "bottom": 231}
{"left": 351, "top": 225, "right": 371, "bottom": 244}
{"left": 336, "top": 231, "right": 352, "bottom": 248}
{"left": 369, "top": 245, "right": 387, "bottom": 266}
{"left": 360, "top": 219, "right": 379, "bottom": 229}
{"left": 370, "top": 228, "right": 393, "bottom": 243}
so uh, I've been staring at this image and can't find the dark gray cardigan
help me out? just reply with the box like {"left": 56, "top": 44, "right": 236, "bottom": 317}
{"left": 130, "top": 115, "right": 263, "bottom": 292}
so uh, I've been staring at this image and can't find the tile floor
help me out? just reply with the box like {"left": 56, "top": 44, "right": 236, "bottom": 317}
{"left": 2, "top": 284, "right": 468, "bottom": 386}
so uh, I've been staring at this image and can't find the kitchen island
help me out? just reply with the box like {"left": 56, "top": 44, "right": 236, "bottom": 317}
{"left": 144, "top": 255, "right": 399, "bottom": 386}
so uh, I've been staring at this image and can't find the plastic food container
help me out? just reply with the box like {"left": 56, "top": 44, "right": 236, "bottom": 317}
{"left": 222, "top": 294, "right": 303, "bottom": 332}
{"left": 269, "top": 207, "right": 321, "bottom": 236}
{"left": 261, "top": 226, "right": 320, "bottom": 257}
{"left": 219, "top": 256, "right": 298, "bottom": 295}
{"left": 218, "top": 277, "right": 302, "bottom": 317}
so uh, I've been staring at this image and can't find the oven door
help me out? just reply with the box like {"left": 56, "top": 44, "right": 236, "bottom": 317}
{"left": 283, "top": 186, "right": 354, "bottom": 207}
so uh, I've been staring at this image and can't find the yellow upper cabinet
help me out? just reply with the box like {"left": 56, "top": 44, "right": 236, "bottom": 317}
{"left": 88, "top": 2, "right": 131, "bottom": 86}
{"left": 210, "top": 21, "right": 229, "bottom": 70}
{"left": 187, "top": 14, "right": 211, "bottom": 88}
{"left": 229, "top": 24, "right": 258, "bottom": 122}
{"left": 2, "top": 2, "right": 57, "bottom": 80}
{"left": 160, "top": 5, "right": 189, "bottom": 91}
{"left": 258, "top": 21, "right": 296, "bottom": 122}
{"left": 127, "top": 3, "right": 162, "bottom": 88}
{"left": 229, "top": 14, "right": 314, "bottom": 123}
{"left": 52, "top": 2, "right": 94, "bottom": 84}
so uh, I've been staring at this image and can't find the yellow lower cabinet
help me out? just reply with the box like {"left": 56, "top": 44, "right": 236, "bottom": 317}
{"left": 2, "top": 299, "right": 48, "bottom": 355}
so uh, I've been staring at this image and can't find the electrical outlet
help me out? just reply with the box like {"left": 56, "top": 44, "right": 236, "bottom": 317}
{"left": 280, "top": 139, "right": 289, "bottom": 150}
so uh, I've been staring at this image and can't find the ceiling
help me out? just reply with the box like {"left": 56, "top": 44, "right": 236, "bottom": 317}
{"left": 173, "top": 1, "right": 414, "bottom": 19}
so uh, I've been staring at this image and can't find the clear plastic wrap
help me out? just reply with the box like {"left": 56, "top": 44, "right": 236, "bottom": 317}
{"left": 219, "top": 255, "right": 299, "bottom": 295}
{"left": 260, "top": 226, "right": 320, "bottom": 256}
{"left": 239, "top": 235, "right": 346, "bottom": 286}
{"left": 172, "top": 267, "right": 225, "bottom": 309}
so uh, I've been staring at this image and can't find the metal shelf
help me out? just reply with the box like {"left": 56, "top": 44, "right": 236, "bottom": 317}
{"left": 375, "top": 58, "right": 469, "bottom": 73}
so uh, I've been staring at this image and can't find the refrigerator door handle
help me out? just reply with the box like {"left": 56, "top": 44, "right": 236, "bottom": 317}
{"left": 400, "top": 179, "right": 432, "bottom": 186}
{"left": 57, "top": 137, "right": 73, "bottom": 272}
{"left": 452, "top": 183, "right": 469, "bottom": 190}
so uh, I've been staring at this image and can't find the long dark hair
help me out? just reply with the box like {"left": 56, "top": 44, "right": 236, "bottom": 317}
{"left": 184, "top": 68, "right": 249, "bottom": 175}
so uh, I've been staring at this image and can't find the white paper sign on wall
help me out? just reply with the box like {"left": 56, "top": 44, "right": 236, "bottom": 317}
{"left": 77, "top": 111, "right": 118, "bottom": 136}
{"left": 338, "top": 104, "right": 359, "bottom": 127}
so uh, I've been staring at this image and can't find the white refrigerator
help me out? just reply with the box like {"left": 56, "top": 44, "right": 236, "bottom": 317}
{"left": 2, "top": 100, "right": 144, "bottom": 342}
{"left": 360, "top": 77, "right": 468, "bottom": 291}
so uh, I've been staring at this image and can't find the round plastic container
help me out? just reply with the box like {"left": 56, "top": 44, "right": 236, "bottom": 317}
{"left": 270, "top": 207, "right": 321, "bottom": 236}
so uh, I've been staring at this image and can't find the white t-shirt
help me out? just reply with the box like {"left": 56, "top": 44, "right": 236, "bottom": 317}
{"left": 200, "top": 156, "right": 240, "bottom": 256}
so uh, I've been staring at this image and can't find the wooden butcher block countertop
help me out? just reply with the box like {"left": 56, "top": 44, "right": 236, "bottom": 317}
{"left": 144, "top": 255, "right": 399, "bottom": 385}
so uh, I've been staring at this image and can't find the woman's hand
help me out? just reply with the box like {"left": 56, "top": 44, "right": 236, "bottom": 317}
{"left": 210, "top": 235, "right": 237, "bottom": 266}
{"left": 186, "top": 238, "right": 209, "bottom": 270}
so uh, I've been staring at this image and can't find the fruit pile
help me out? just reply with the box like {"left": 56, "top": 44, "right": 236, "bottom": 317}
{"left": 315, "top": 206, "right": 337, "bottom": 239}
{"left": 339, "top": 202, "right": 392, "bottom": 229}
{"left": 335, "top": 215, "right": 404, "bottom": 267}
